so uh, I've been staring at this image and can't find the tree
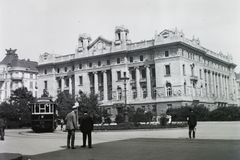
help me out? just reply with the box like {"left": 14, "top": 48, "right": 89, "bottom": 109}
{"left": 0, "top": 102, "right": 18, "bottom": 120}
{"left": 9, "top": 87, "right": 35, "bottom": 127}
{"left": 55, "top": 91, "right": 75, "bottom": 119}
{"left": 76, "top": 91, "right": 102, "bottom": 123}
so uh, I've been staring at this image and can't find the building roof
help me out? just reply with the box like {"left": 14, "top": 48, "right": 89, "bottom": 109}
{"left": 0, "top": 48, "right": 38, "bottom": 72}
{"left": 0, "top": 48, "right": 18, "bottom": 65}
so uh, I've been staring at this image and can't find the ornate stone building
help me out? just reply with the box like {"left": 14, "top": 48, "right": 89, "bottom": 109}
{"left": 0, "top": 49, "right": 38, "bottom": 102}
{"left": 37, "top": 26, "right": 238, "bottom": 118}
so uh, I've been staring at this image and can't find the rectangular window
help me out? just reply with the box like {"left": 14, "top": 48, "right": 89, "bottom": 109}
{"left": 131, "top": 70, "right": 136, "bottom": 80}
{"left": 130, "top": 57, "right": 133, "bottom": 62}
{"left": 165, "top": 65, "right": 171, "bottom": 76}
{"left": 117, "top": 71, "right": 121, "bottom": 80}
{"left": 72, "top": 65, "right": 75, "bottom": 71}
{"left": 152, "top": 105, "right": 156, "bottom": 112}
{"left": 183, "top": 64, "right": 185, "bottom": 75}
{"left": 79, "top": 76, "right": 83, "bottom": 85}
{"left": 199, "top": 69, "right": 202, "bottom": 79}
{"left": 57, "top": 68, "right": 60, "bottom": 73}
{"left": 65, "top": 67, "right": 68, "bottom": 72}
{"left": 79, "top": 64, "right": 82, "bottom": 69}
{"left": 89, "top": 62, "right": 92, "bottom": 68}
{"left": 117, "top": 58, "right": 120, "bottom": 64}
{"left": 165, "top": 51, "right": 169, "bottom": 57}
{"left": 30, "top": 81, "right": 33, "bottom": 89}
{"left": 44, "top": 81, "right": 47, "bottom": 89}
{"left": 152, "top": 68, "right": 155, "bottom": 78}
{"left": 167, "top": 104, "right": 172, "bottom": 109}
{"left": 44, "top": 69, "right": 47, "bottom": 74}
{"left": 98, "top": 61, "right": 101, "bottom": 66}
{"left": 107, "top": 60, "right": 110, "bottom": 65}
{"left": 65, "top": 78, "right": 69, "bottom": 87}
{"left": 142, "top": 69, "right": 146, "bottom": 78}
{"left": 140, "top": 55, "right": 143, "bottom": 61}
{"left": 30, "top": 74, "right": 33, "bottom": 79}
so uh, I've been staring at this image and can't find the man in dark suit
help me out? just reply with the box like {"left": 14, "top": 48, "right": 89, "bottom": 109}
{"left": 187, "top": 108, "right": 197, "bottom": 139}
{"left": 80, "top": 111, "right": 93, "bottom": 148}
{"left": 65, "top": 105, "right": 78, "bottom": 149}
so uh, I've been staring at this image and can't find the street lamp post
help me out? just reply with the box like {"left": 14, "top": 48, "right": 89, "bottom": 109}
{"left": 120, "top": 74, "right": 130, "bottom": 122}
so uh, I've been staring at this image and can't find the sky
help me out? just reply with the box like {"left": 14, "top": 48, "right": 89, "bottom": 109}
{"left": 1, "top": 0, "right": 240, "bottom": 72}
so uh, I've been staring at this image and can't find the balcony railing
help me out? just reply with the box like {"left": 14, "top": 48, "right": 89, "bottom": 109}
{"left": 11, "top": 76, "right": 23, "bottom": 81}
{"left": 139, "top": 78, "right": 146, "bottom": 83}
{"left": 190, "top": 75, "right": 198, "bottom": 81}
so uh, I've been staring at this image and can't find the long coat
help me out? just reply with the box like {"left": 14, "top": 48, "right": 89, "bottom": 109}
{"left": 80, "top": 114, "right": 93, "bottom": 133}
{"left": 187, "top": 111, "right": 197, "bottom": 126}
{"left": 65, "top": 111, "right": 77, "bottom": 130}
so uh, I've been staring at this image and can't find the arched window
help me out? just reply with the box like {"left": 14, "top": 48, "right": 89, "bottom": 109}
{"left": 142, "top": 86, "right": 147, "bottom": 98}
{"left": 132, "top": 87, "right": 137, "bottom": 99}
{"left": 166, "top": 82, "right": 172, "bottom": 96}
{"left": 184, "top": 82, "right": 187, "bottom": 95}
{"left": 117, "top": 87, "right": 122, "bottom": 100}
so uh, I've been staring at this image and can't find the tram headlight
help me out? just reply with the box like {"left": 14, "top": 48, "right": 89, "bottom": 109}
{"left": 41, "top": 115, "right": 44, "bottom": 119}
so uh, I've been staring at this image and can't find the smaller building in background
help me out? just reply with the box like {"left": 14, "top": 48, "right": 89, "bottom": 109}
{"left": 0, "top": 48, "right": 38, "bottom": 102}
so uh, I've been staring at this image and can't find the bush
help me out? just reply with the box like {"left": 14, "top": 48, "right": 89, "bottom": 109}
{"left": 160, "top": 116, "right": 168, "bottom": 126}
{"left": 166, "top": 105, "right": 210, "bottom": 121}
{"left": 209, "top": 106, "right": 240, "bottom": 121}
{"left": 115, "top": 114, "right": 124, "bottom": 124}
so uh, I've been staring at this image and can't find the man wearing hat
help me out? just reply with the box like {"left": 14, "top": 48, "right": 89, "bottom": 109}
{"left": 80, "top": 110, "right": 94, "bottom": 148}
{"left": 187, "top": 108, "right": 197, "bottom": 139}
{"left": 65, "top": 105, "right": 78, "bottom": 149}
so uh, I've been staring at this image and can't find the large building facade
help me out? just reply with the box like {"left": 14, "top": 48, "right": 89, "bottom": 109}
{"left": 0, "top": 49, "right": 38, "bottom": 102}
{"left": 37, "top": 26, "right": 238, "bottom": 118}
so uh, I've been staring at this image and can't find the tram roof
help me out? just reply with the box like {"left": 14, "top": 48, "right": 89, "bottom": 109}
{"left": 31, "top": 97, "right": 56, "bottom": 104}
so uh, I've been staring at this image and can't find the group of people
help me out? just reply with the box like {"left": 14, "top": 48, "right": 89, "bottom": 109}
{"left": 65, "top": 105, "right": 93, "bottom": 149}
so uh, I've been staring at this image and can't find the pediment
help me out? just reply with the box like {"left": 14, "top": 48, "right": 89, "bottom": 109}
{"left": 159, "top": 29, "right": 171, "bottom": 38}
{"left": 88, "top": 36, "right": 112, "bottom": 50}
{"left": 42, "top": 52, "right": 50, "bottom": 60}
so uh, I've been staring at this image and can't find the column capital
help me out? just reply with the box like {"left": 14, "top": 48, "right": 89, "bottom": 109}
{"left": 134, "top": 66, "right": 139, "bottom": 70}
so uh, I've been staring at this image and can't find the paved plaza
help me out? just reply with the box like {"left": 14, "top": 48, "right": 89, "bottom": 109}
{"left": 0, "top": 122, "right": 240, "bottom": 160}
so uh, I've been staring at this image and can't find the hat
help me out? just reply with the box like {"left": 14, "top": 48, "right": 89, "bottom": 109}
{"left": 72, "top": 105, "right": 78, "bottom": 109}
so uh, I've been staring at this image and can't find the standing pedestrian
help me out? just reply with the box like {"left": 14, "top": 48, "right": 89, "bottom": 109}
{"left": 187, "top": 108, "right": 197, "bottom": 139}
{"left": 60, "top": 118, "right": 64, "bottom": 131}
{"left": 65, "top": 105, "right": 78, "bottom": 149}
{"left": 80, "top": 111, "right": 93, "bottom": 148}
{"left": 0, "top": 116, "right": 6, "bottom": 141}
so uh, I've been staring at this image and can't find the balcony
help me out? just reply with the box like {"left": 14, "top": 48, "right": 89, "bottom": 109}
{"left": 11, "top": 76, "right": 23, "bottom": 81}
{"left": 190, "top": 75, "right": 198, "bottom": 82}
{"left": 139, "top": 78, "right": 147, "bottom": 83}
{"left": 130, "top": 79, "right": 136, "bottom": 84}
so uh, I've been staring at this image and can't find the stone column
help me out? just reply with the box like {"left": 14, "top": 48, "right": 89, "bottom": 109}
{"left": 61, "top": 77, "right": 64, "bottom": 91}
{"left": 103, "top": 70, "right": 108, "bottom": 101}
{"left": 226, "top": 77, "right": 229, "bottom": 100}
{"left": 94, "top": 72, "right": 99, "bottom": 94}
{"left": 212, "top": 72, "right": 215, "bottom": 97}
{"left": 135, "top": 67, "right": 141, "bottom": 99}
{"left": 146, "top": 65, "right": 151, "bottom": 99}
{"left": 205, "top": 70, "right": 208, "bottom": 97}
{"left": 69, "top": 76, "right": 72, "bottom": 94}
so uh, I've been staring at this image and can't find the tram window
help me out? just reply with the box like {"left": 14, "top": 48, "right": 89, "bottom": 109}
{"left": 40, "top": 104, "right": 45, "bottom": 113}
{"left": 46, "top": 104, "right": 49, "bottom": 112}
{"left": 32, "top": 106, "right": 35, "bottom": 113}
{"left": 50, "top": 104, "right": 53, "bottom": 112}
{"left": 36, "top": 104, "right": 39, "bottom": 113}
